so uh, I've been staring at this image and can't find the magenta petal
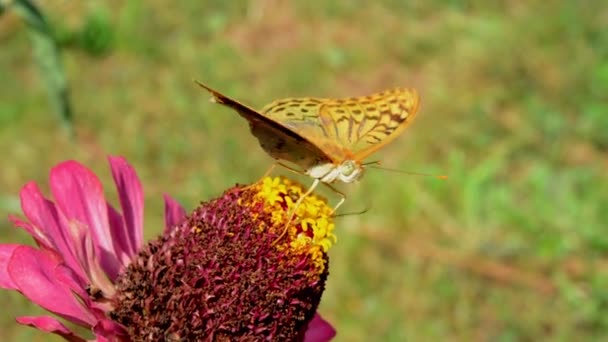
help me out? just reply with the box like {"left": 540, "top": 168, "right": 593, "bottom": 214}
{"left": 163, "top": 194, "right": 186, "bottom": 233}
{"left": 108, "top": 156, "right": 144, "bottom": 256}
{"left": 0, "top": 244, "right": 20, "bottom": 289}
{"left": 105, "top": 205, "right": 126, "bottom": 277}
{"left": 17, "top": 316, "right": 86, "bottom": 342}
{"left": 304, "top": 314, "right": 336, "bottom": 342}
{"left": 55, "top": 263, "right": 91, "bottom": 301}
{"left": 93, "top": 318, "right": 128, "bottom": 340}
{"left": 19, "top": 183, "right": 82, "bottom": 274}
{"left": 50, "top": 161, "right": 117, "bottom": 258}
{"left": 17, "top": 182, "right": 90, "bottom": 292}
{"left": 8, "top": 213, "right": 49, "bottom": 248}
{"left": 19, "top": 182, "right": 60, "bottom": 248}
{"left": 8, "top": 246, "right": 96, "bottom": 326}
{"left": 64, "top": 220, "right": 116, "bottom": 296}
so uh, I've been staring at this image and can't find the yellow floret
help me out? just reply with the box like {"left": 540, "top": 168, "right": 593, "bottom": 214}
{"left": 250, "top": 176, "right": 337, "bottom": 273}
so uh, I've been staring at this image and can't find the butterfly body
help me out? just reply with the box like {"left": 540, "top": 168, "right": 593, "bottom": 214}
{"left": 196, "top": 81, "right": 420, "bottom": 185}
{"left": 305, "top": 160, "right": 362, "bottom": 183}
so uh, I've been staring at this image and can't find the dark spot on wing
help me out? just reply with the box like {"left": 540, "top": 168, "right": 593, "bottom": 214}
{"left": 390, "top": 113, "right": 407, "bottom": 123}
{"left": 366, "top": 135, "right": 382, "bottom": 143}
{"left": 336, "top": 116, "right": 350, "bottom": 123}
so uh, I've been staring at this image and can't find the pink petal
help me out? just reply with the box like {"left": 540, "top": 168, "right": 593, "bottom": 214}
{"left": 304, "top": 314, "right": 336, "bottom": 342}
{"left": 8, "top": 246, "right": 96, "bottom": 326}
{"left": 18, "top": 182, "right": 59, "bottom": 248}
{"left": 54, "top": 260, "right": 92, "bottom": 301}
{"left": 163, "top": 194, "right": 186, "bottom": 233}
{"left": 105, "top": 205, "right": 126, "bottom": 277}
{"left": 108, "top": 156, "right": 144, "bottom": 256}
{"left": 49, "top": 161, "right": 118, "bottom": 267}
{"left": 17, "top": 316, "right": 86, "bottom": 342}
{"left": 19, "top": 183, "right": 84, "bottom": 278}
{"left": 61, "top": 219, "right": 115, "bottom": 297}
{"left": 8, "top": 213, "right": 49, "bottom": 248}
{"left": 93, "top": 318, "right": 128, "bottom": 341}
{"left": 0, "top": 244, "right": 19, "bottom": 289}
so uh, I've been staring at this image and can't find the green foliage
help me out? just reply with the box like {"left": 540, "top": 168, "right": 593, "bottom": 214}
{"left": 10, "top": 0, "right": 73, "bottom": 134}
{"left": 53, "top": 8, "right": 114, "bottom": 56}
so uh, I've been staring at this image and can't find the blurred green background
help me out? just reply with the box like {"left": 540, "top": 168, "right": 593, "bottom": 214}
{"left": 1, "top": 1, "right": 607, "bottom": 341}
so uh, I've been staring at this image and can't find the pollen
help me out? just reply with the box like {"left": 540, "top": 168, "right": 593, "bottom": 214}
{"left": 250, "top": 176, "right": 337, "bottom": 273}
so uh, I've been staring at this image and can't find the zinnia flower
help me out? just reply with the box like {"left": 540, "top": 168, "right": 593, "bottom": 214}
{"left": 0, "top": 157, "right": 336, "bottom": 341}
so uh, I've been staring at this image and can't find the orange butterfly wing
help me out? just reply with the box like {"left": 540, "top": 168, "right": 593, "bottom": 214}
{"left": 262, "top": 88, "right": 420, "bottom": 162}
{"left": 317, "top": 88, "right": 420, "bottom": 161}
{"left": 196, "top": 81, "right": 335, "bottom": 169}
{"left": 198, "top": 82, "right": 420, "bottom": 169}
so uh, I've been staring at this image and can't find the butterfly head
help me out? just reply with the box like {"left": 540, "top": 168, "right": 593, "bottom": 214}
{"left": 336, "top": 159, "right": 364, "bottom": 183}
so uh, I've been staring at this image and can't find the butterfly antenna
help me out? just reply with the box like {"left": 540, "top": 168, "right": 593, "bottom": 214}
{"left": 332, "top": 205, "right": 371, "bottom": 218}
{"left": 362, "top": 160, "right": 381, "bottom": 166}
{"left": 367, "top": 165, "right": 448, "bottom": 180}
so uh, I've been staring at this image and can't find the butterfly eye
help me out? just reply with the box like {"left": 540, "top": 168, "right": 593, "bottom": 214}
{"left": 339, "top": 160, "right": 362, "bottom": 182}
{"left": 342, "top": 161, "right": 356, "bottom": 176}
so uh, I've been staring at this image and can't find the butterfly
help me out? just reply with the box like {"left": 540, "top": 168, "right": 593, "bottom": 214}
{"left": 196, "top": 81, "right": 420, "bottom": 225}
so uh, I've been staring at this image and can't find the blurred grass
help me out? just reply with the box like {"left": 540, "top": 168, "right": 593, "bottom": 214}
{"left": 1, "top": 0, "right": 607, "bottom": 341}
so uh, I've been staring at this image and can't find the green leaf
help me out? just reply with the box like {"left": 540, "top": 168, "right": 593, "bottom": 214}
{"left": 12, "top": 0, "right": 73, "bottom": 135}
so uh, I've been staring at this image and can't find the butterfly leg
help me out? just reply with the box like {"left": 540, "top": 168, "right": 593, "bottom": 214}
{"left": 260, "top": 163, "right": 278, "bottom": 180}
{"left": 272, "top": 178, "right": 321, "bottom": 245}
{"left": 321, "top": 182, "right": 347, "bottom": 214}
{"left": 275, "top": 161, "right": 307, "bottom": 177}
{"left": 276, "top": 162, "right": 347, "bottom": 214}
{"left": 243, "top": 161, "right": 304, "bottom": 191}
{"left": 242, "top": 163, "right": 278, "bottom": 191}
{"left": 247, "top": 160, "right": 307, "bottom": 189}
